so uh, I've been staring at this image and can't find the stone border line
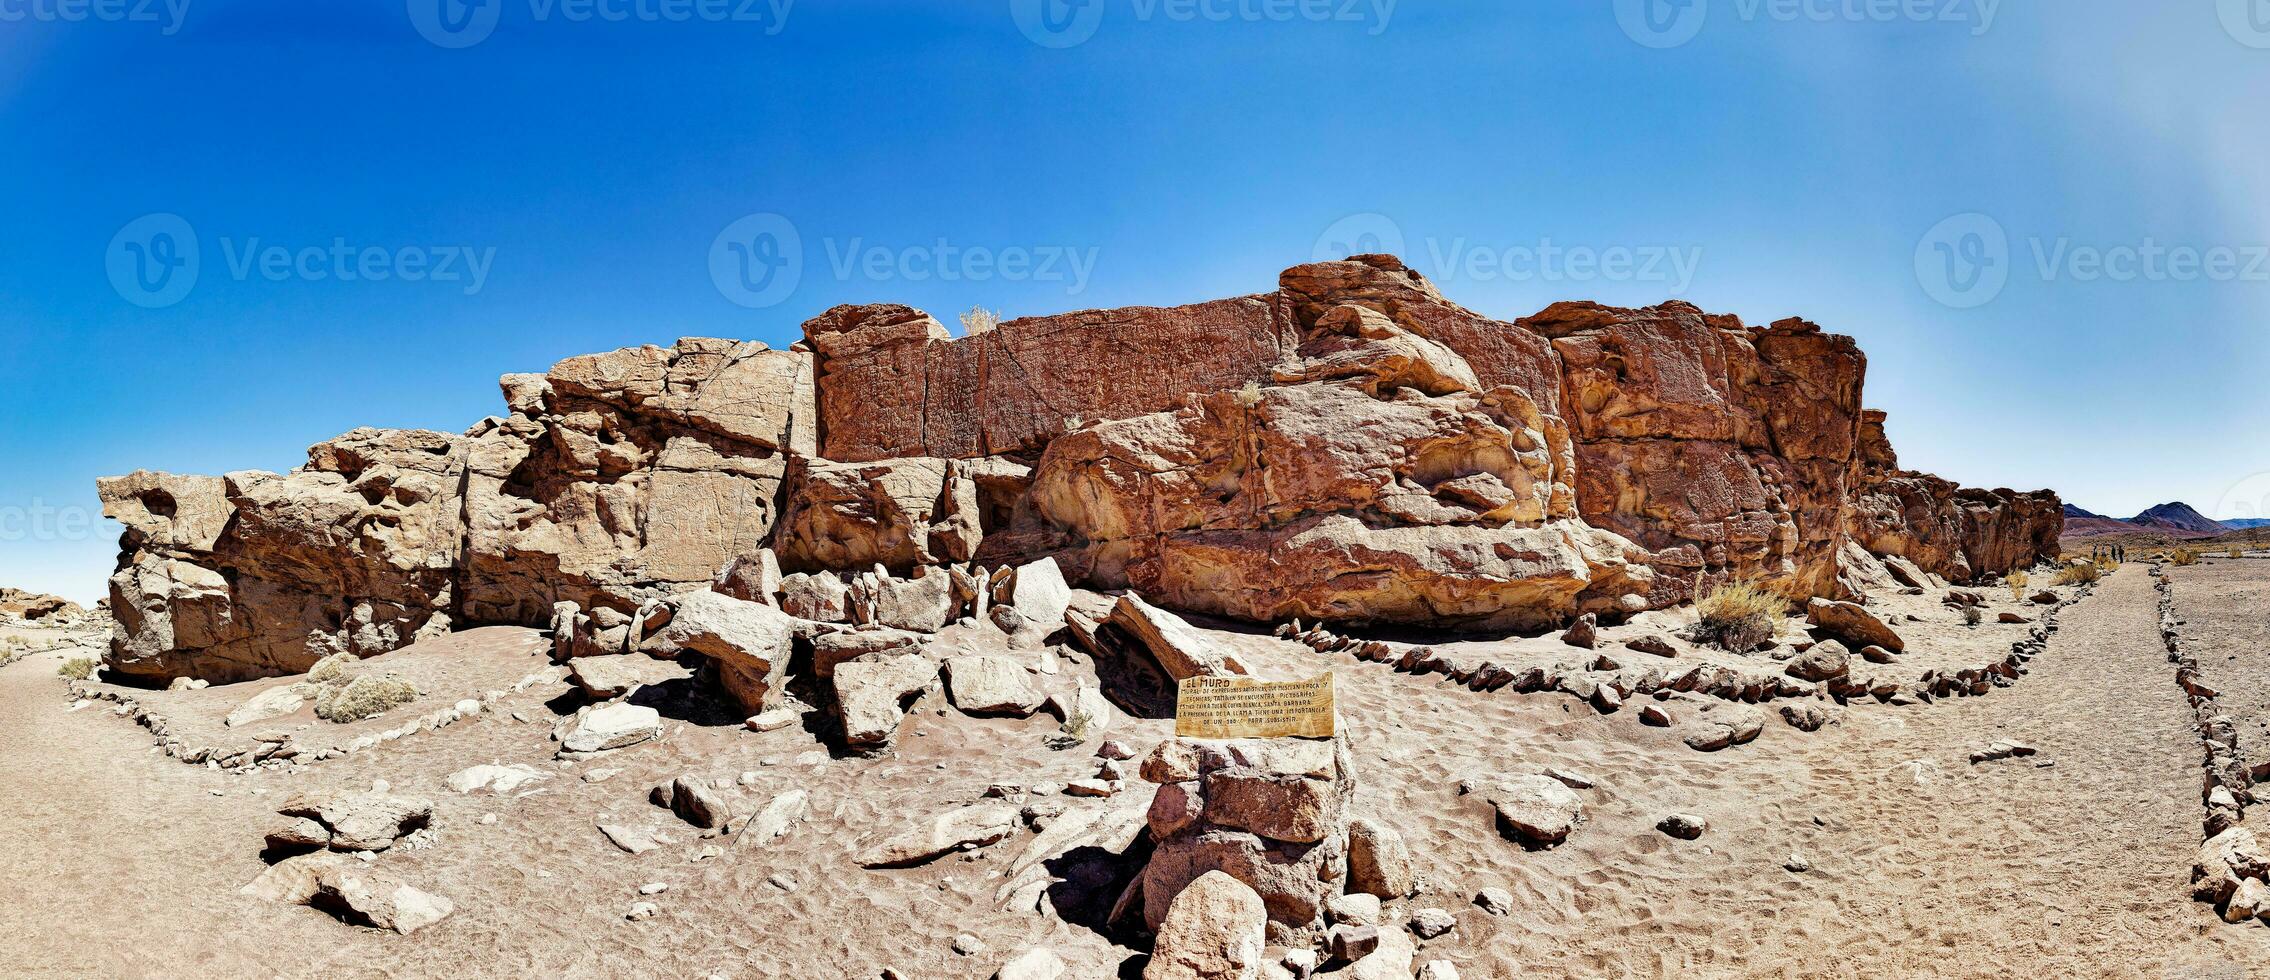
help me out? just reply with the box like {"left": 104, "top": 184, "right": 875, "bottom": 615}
{"left": 2153, "top": 566, "right": 2251, "bottom": 836}
{"left": 64, "top": 666, "right": 564, "bottom": 774}
{"left": 1281, "top": 583, "right": 2085, "bottom": 719}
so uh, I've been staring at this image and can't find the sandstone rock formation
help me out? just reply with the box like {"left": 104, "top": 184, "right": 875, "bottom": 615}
{"left": 99, "top": 255, "right": 2062, "bottom": 682}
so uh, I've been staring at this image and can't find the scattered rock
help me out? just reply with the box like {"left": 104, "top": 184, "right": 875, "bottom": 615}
{"left": 1474, "top": 887, "right": 1513, "bottom": 916}
{"left": 1407, "top": 907, "right": 1456, "bottom": 939}
{"left": 560, "top": 703, "right": 663, "bottom": 755}
{"left": 446, "top": 763, "right": 548, "bottom": 795}
{"left": 1657, "top": 813, "right": 1707, "bottom": 840}
{"left": 857, "top": 803, "right": 1022, "bottom": 867}
{"left": 1346, "top": 817, "right": 1414, "bottom": 899}
{"left": 1145, "top": 870, "right": 1266, "bottom": 980}
{"left": 225, "top": 686, "right": 307, "bottom": 728}
{"left": 834, "top": 653, "right": 939, "bottom": 749}
{"left": 1779, "top": 702, "right": 1832, "bottom": 733}
{"left": 1560, "top": 613, "right": 1598, "bottom": 649}
{"left": 744, "top": 708, "right": 800, "bottom": 733}
{"left": 1638, "top": 703, "right": 1673, "bottom": 727}
{"left": 994, "top": 948, "right": 1067, "bottom": 980}
{"left": 1326, "top": 893, "right": 1382, "bottom": 926}
{"left": 1783, "top": 641, "right": 1849, "bottom": 682}
{"left": 625, "top": 901, "right": 658, "bottom": 922}
{"left": 272, "top": 793, "right": 433, "bottom": 852}
{"left": 314, "top": 868, "right": 454, "bottom": 934}
{"left": 1967, "top": 741, "right": 2038, "bottom": 764}
{"left": 1624, "top": 635, "right": 1677, "bottom": 658}
{"left": 568, "top": 654, "right": 685, "bottom": 699}
{"left": 945, "top": 655, "right": 1045, "bottom": 716}
{"left": 1472, "top": 773, "right": 1583, "bottom": 847}
{"left": 1805, "top": 598, "right": 1905, "bottom": 652}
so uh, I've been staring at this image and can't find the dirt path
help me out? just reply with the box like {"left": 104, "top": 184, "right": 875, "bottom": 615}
{"left": 1760, "top": 565, "right": 2269, "bottom": 977}
{"left": 5, "top": 568, "right": 2269, "bottom": 979}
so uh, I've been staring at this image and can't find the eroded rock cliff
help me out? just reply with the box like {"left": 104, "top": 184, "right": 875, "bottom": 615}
{"left": 98, "top": 255, "right": 2061, "bottom": 683}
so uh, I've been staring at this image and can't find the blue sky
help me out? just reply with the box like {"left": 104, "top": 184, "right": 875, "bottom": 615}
{"left": 3, "top": 1, "right": 2267, "bottom": 603}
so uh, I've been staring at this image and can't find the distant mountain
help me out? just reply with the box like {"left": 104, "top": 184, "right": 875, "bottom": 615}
{"left": 2222, "top": 518, "right": 2270, "bottom": 530}
{"left": 2130, "top": 502, "right": 2229, "bottom": 535}
{"left": 2060, "top": 501, "right": 2241, "bottom": 539}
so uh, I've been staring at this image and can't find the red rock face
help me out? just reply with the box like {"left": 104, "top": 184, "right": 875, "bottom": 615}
{"left": 96, "top": 255, "right": 2062, "bottom": 681}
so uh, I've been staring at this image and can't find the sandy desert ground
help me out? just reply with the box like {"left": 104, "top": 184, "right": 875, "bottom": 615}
{"left": 5, "top": 561, "right": 2270, "bottom": 979}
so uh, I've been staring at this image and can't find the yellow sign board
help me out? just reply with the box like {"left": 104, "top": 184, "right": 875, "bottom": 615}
{"left": 1174, "top": 673, "right": 1337, "bottom": 739}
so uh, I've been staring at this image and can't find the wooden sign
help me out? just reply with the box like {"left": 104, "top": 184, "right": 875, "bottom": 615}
{"left": 1174, "top": 673, "right": 1336, "bottom": 739}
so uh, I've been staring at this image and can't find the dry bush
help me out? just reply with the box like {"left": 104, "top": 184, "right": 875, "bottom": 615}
{"left": 313, "top": 672, "right": 421, "bottom": 723}
{"left": 959, "top": 306, "right": 1001, "bottom": 336}
{"left": 2171, "top": 548, "right": 2201, "bottom": 566}
{"left": 2230, "top": 547, "right": 2244, "bottom": 559}
{"left": 1963, "top": 606, "right": 1984, "bottom": 627}
{"left": 2006, "top": 570, "right": 2030, "bottom": 602}
{"left": 57, "top": 656, "right": 97, "bottom": 681}
{"left": 2054, "top": 562, "right": 2101, "bottom": 586}
{"left": 306, "top": 651, "right": 358, "bottom": 685}
{"left": 1693, "top": 579, "right": 1787, "bottom": 651}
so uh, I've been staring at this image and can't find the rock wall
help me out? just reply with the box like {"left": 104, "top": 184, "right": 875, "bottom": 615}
{"left": 98, "top": 255, "right": 2063, "bottom": 683}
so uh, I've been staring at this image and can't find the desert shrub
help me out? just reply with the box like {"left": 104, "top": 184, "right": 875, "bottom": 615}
{"left": 2172, "top": 548, "right": 2201, "bottom": 566}
{"left": 2006, "top": 570, "right": 2030, "bottom": 602}
{"left": 57, "top": 656, "right": 97, "bottom": 680}
{"left": 959, "top": 306, "right": 1001, "bottom": 336}
{"left": 1061, "top": 706, "right": 1095, "bottom": 741}
{"left": 1235, "top": 381, "right": 1265, "bottom": 408}
{"left": 313, "top": 672, "right": 421, "bottom": 723}
{"left": 1963, "top": 606, "right": 1984, "bottom": 627}
{"left": 2230, "top": 547, "right": 2244, "bottom": 559}
{"left": 1693, "top": 579, "right": 1787, "bottom": 651}
{"left": 2053, "top": 562, "right": 2101, "bottom": 586}
{"left": 306, "top": 651, "right": 359, "bottom": 685}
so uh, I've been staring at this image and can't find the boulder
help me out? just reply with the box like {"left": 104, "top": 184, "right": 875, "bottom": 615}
{"left": 995, "top": 949, "right": 1068, "bottom": 980}
{"left": 834, "top": 653, "right": 939, "bottom": 748}
{"left": 649, "top": 591, "right": 796, "bottom": 714}
{"left": 560, "top": 702, "right": 662, "bottom": 755}
{"left": 1345, "top": 817, "right": 1414, "bottom": 899}
{"left": 567, "top": 654, "right": 686, "bottom": 700}
{"left": 714, "top": 549, "right": 784, "bottom": 605}
{"left": 856, "top": 803, "right": 1022, "bottom": 867}
{"left": 992, "top": 558, "right": 1074, "bottom": 645}
{"left": 225, "top": 686, "right": 307, "bottom": 728}
{"left": 1783, "top": 641, "right": 1850, "bottom": 682}
{"left": 312, "top": 867, "right": 455, "bottom": 934}
{"left": 945, "top": 655, "right": 1045, "bottom": 716}
{"left": 1144, "top": 871, "right": 1267, "bottom": 980}
{"left": 273, "top": 792, "right": 433, "bottom": 852}
{"left": 1472, "top": 773, "right": 1583, "bottom": 847}
{"left": 779, "top": 572, "right": 851, "bottom": 622}
{"left": 1805, "top": 599, "right": 1905, "bottom": 653}
{"left": 1109, "top": 594, "right": 1249, "bottom": 681}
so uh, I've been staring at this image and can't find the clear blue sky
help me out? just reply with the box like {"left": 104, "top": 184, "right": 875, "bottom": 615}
{"left": 4, "top": 1, "right": 2267, "bottom": 604}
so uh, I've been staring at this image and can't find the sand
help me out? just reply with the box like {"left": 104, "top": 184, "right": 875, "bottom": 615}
{"left": 2, "top": 562, "right": 2268, "bottom": 979}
